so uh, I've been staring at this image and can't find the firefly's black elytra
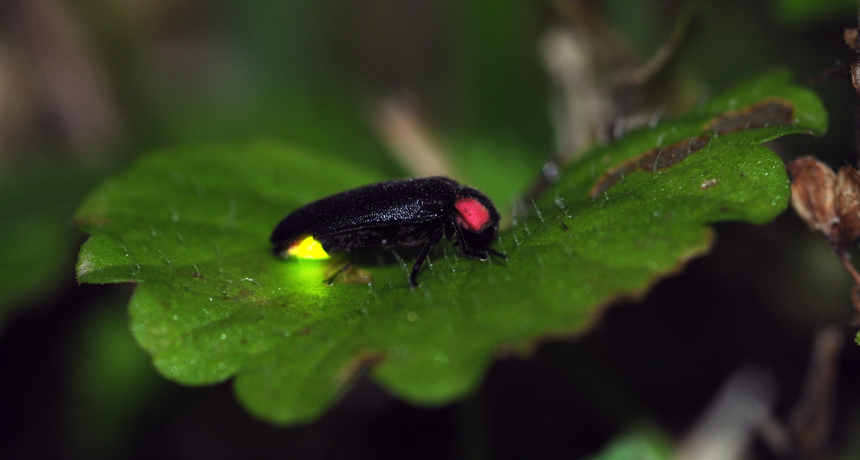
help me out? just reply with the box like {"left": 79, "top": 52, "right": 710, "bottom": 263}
{"left": 270, "top": 176, "right": 506, "bottom": 287}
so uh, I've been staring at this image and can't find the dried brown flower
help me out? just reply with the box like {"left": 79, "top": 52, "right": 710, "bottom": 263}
{"left": 834, "top": 165, "right": 860, "bottom": 247}
{"left": 788, "top": 156, "right": 838, "bottom": 239}
{"left": 787, "top": 156, "right": 860, "bottom": 250}
{"left": 789, "top": 156, "right": 860, "bottom": 317}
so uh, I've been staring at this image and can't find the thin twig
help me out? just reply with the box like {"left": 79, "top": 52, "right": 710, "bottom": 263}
{"left": 836, "top": 249, "right": 860, "bottom": 318}
{"left": 788, "top": 327, "right": 844, "bottom": 460}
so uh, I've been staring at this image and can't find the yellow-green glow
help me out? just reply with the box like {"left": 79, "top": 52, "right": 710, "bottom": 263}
{"left": 287, "top": 236, "right": 330, "bottom": 259}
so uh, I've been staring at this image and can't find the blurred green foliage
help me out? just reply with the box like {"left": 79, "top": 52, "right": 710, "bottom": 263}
{"left": 2, "top": 0, "right": 860, "bottom": 457}
{"left": 772, "top": 0, "right": 858, "bottom": 26}
{"left": 0, "top": 162, "right": 100, "bottom": 327}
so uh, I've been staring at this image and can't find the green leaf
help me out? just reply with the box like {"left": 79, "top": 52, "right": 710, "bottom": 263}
{"left": 74, "top": 72, "right": 826, "bottom": 424}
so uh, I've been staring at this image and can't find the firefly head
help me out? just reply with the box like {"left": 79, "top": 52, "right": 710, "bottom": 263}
{"left": 451, "top": 186, "right": 500, "bottom": 257}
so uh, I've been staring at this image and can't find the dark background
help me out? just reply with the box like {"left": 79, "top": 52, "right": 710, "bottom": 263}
{"left": 2, "top": 0, "right": 860, "bottom": 458}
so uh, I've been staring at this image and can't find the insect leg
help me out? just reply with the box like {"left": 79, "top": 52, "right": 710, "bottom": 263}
{"left": 324, "top": 241, "right": 357, "bottom": 285}
{"left": 410, "top": 227, "right": 443, "bottom": 287}
{"left": 486, "top": 248, "right": 507, "bottom": 259}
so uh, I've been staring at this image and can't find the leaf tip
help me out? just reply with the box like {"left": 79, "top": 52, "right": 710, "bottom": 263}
{"left": 76, "top": 252, "right": 96, "bottom": 282}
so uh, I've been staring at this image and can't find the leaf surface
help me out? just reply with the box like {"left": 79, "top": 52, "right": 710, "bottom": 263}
{"left": 75, "top": 73, "right": 827, "bottom": 424}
